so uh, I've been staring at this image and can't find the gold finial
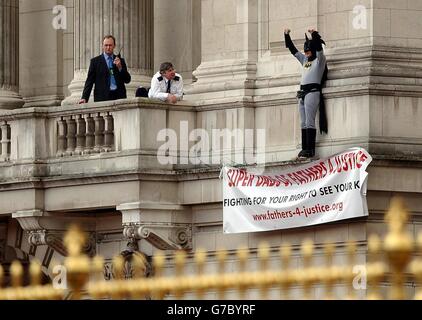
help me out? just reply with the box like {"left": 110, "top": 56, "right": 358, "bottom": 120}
{"left": 11, "top": 261, "right": 24, "bottom": 288}
{"left": 417, "top": 233, "right": 422, "bottom": 249}
{"left": 300, "top": 239, "right": 314, "bottom": 300}
{"left": 111, "top": 255, "right": 126, "bottom": 299}
{"left": 195, "top": 249, "right": 207, "bottom": 299}
{"left": 29, "top": 260, "right": 42, "bottom": 286}
{"left": 63, "top": 224, "right": 90, "bottom": 300}
{"left": 88, "top": 256, "right": 106, "bottom": 300}
{"left": 175, "top": 250, "right": 187, "bottom": 277}
{"left": 412, "top": 233, "right": 422, "bottom": 300}
{"left": 258, "top": 242, "right": 270, "bottom": 270}
{"left": 153, "top": 251, "right": 165, "bottom": 277}
{"left": 112, "top": 255, "right": 125, "bottom": 280}
{"left": 132, "top": 253, "right": 147, "bottom": 279}
{"left": 92, "top": 256, "right": 105, "bottom": 276}
{"left": 64, "top": 224, "right": 86, "bottom": 257}
{"left": 237, "top": 246, "right": 250, "bottom": 299}
{"left": 385, "top": 198, "right": 409, "bottom": 234}
{"left": 280, "top": 243, "right": 292, "bottom": 300}
{"left": 367, "top": 235, "right": 384, "bottom": 300}
{"left": 384, "top": 197, "right": 413, "bottom": 300}
{"left": 151, "top": 251, "right": 166, "bottom": 300}
{"left": 237, "top": 246, "right": 249, "bottom": 271}
{"left": 345, "top": 241, "right": 357, "bottom": 300}
{"left": 0, "top": 264, "right": 4, "bottom": 288}
{"left": 301, "top": 239, "right": 314, "bottom": 263}
{"left": 323, "top": 243, "right": 335, "bottom": 300}
{"left": 258, "top": 242, "right": 270, "bottom": 299}
{"left": 174, "top": 250, "right": 187, "bottom": 299}
{"left": 216, "top": 249, "right": 228, "bottom": 300}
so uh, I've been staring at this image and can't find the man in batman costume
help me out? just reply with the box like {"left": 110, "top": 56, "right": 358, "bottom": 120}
{"left": 284, "top": 28, "right": 328, "bottom": 160}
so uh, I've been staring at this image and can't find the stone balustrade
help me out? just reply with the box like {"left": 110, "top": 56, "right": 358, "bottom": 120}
{"left": 56, "top": 112, "right": 115, "bottom": 158}
{"left": 0, "top": 99, "right": 195, "bottom": 168}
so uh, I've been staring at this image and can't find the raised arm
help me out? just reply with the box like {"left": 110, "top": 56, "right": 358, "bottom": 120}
{"left": 284, "top": 29, "right": 298, "bottom": 55}
{"left": 284, "top": 29, "right": 305, "bottom": 64}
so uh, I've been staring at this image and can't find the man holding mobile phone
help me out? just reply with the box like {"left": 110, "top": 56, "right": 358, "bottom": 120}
{"left": 79, "top": 35, "right": 131, "bottom": 104}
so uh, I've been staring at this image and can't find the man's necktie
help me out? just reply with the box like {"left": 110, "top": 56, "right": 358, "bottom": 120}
{"left": 166, "top": 80, "right": 171, "bottom": 94}
{"left": 108, "top": 56, "right": 117, "bottom": 91}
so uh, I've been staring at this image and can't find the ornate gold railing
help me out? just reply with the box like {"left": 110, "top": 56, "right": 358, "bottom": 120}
{"left": 1, "top": 197, "right": 421, "bottom": 300}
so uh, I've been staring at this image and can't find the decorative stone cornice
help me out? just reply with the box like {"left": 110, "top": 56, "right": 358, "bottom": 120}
{"left": 118, "top": 202, "right": 192, "bottom": 251}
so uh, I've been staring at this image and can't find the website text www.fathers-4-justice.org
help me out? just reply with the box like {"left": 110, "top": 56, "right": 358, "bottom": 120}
{"left": 252, "top": 201, "right": 344, "bottom": 221}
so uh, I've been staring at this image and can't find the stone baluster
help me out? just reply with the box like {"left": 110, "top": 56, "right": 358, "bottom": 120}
{"left": 75, "top": 115, "right": 86, "bottom": 155}
{"left": 84, "top": 114, "right": 95, "bottom": 154}
{"left": 0, "top": 121, "right": 10, "bottom": 161}
{"left": 93, "top": 113, "right": 105, "bottom": 153}
{"left": 66, "top": 117, "right": 77, "bottom": 156}
{"left": 56, "top": 117, "right": 67, "bottom": 157}
{"left": 103, "top": 112, "right": 114, "bottom": 152}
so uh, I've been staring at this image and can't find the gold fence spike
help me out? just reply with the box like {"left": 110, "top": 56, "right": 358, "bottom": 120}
{"left": 112, "top": 255, "right": 125, "bottom": 280}
{"left": 0, "top": 264, "right": 3, "bottom": 288}
{"left": 194, "top": 249, "right": 207, "bottom": 299}
{"left": 258, "top": 242, "right": 270, "bottom": 300}
{"left": 301, "top": 239, "right": 314, "bottom": 300}
{"left": 280, "top": 243, "right": 292, "bottom": 300}
{"left": 174, "top": 250, "right": 187, "bottom": 299}
{"left": 237, "top": 246, "right": 249, "bottom": 271}
{"left": 92, "top": 256, "right": 105, "bottom": 277}
{"left": 11, "top": 261, "right": 23, "bottom": 288}
{"left": 64, "top": 224, "right": 86, "bottom": 257}
{"left": 153, "top": 251, "right": 165, "bottom": 278}
{"left": 151, "top": 251, "right": 166, "bottom": 300}
{"left": 324, "top": 243, "right": 335, "bottom": 300}
{"left": 175, "top": 250, "right": 187, "bottom": 276}
{"left": 345, "top": 241, "right": 357, "bottom": 300}
{"left": 216, "top": 249, "right": 228, "bottom": 300}
{"left": 417, "top": 233, "right": 422, "bottom": 249}
{"left": 258, "top": 242, "right": 270, "bottom": 270}
{"left": 367, "top": 235, "right": 383, "bottom": 300}
{"left": 88, "top": 256, "right": 106, "bottom": 300}
{"left": 132, "top": 253, "right": 147, "bottom": 279}
{"left": 29, "top": 260, "right": 42, "bottom": 286}
{"left": 384, "top": 197, "right": 413, "bottom": 300}
{"left": 63, "top": 225, "right": 90, "bottom": 300}
{"left": 412, "top": 233, "right": 422, "bottom": 300}
{"left": 236, "top": 247, "right": 249, "bottom": 300}
{"left": 111, "top": 255, "right": 126, "bottom": 300}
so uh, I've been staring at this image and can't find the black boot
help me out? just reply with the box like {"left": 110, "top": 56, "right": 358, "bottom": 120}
{"left": 307, "top": 128, "right": 317, "bottom": 158}
{"left": 297, "top": 129, "right": 308, "bottom": 158}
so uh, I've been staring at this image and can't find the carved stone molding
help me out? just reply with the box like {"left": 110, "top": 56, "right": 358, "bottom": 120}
{"left": 118, "top": 202, "right": 192, "bottom": 251}
{"left": 27, "top": 230, "right": 67, "bottom": 256}
{"left": 12, "top": 210, "right": 96, "bottom": 257}
{"left": 123, "top": 223, "right": 192, "bottom": 250}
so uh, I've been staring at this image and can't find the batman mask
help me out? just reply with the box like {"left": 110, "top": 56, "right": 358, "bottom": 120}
{"left": 304, "top": 33, "right": 316, "bottom": 61}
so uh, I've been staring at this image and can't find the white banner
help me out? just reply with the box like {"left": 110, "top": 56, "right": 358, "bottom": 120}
{"left": 222, "top": 148, "right": 372, "bottom": 234}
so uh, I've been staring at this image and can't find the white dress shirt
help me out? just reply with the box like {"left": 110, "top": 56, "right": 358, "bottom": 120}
{"left": 148, "top": 72, "right": 184, "bottom": 102}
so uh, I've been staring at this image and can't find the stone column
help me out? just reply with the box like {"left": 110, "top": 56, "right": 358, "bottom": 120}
{"left": 0, "top": 0, "right": 24, "bottom": 109}
{"left": 62, "top": 0, "right": 154, "bottom": 105}
{"left": 186, "top": 0, "right": 259, "bottom": 103}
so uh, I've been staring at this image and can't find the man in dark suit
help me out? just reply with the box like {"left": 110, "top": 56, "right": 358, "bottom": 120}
{"left": 79, "top": 35, "right": 131, "bottom": 104}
